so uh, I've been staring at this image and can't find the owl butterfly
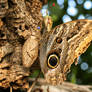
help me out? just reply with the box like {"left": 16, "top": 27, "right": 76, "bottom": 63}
{"left": 40, "top": 19, "right": 92, "bottom": 85}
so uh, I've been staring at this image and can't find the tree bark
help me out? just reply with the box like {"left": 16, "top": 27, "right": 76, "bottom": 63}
{"left": 0, "top": 0, "right": 43, "bottom": 89}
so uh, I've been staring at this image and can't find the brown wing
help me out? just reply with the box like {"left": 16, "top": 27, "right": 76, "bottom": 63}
{"left": 59, "top": 19, "right": 92, "bottom": 74}
{"left": 40, "top": 19, "right": 92, "bottom": 85}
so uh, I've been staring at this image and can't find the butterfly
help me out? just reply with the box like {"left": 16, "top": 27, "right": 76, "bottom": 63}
{"left": 39, "top": 19, "right": 92, "bottom": 85}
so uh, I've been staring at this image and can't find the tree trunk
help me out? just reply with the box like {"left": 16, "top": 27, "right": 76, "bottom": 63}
{"left": 0, "top": 0, "right": 43, "bottom": 89}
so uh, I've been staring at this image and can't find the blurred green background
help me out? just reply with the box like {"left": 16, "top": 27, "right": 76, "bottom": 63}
{"left": 32, "top": 0, "right": 92, "bottom": 85}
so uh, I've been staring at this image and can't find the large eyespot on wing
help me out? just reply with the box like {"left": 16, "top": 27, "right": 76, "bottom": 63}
{"left": 47, "top": 53, "right": 60, "bottom": 69}
{"left": 44, "top": 52, "right": 65, "bottom": 85}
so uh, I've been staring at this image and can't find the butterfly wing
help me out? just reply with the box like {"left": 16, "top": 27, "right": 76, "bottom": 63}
{"left": 40, "top": 19, "right": 92, "bottom": 85}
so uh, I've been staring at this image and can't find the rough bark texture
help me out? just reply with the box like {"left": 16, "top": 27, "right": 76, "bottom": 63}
{"left": 0, "top": 0, "right": 43, "bottom": 89}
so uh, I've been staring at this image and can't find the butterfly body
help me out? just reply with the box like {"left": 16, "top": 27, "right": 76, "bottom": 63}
{"left": 40, "top": 19, "right": 92, "bottom": 85}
